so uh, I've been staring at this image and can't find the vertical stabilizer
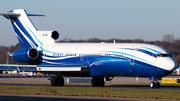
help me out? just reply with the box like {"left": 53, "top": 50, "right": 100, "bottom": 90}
{"left": 0, "top": 9, "right": 43, "bottom": 49}
{"left": 0, "top": 9, "right": 59, "bottom": 49}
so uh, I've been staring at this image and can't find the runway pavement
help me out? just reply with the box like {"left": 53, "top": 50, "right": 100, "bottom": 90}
{"left": 0, "top": 75, "right": 179, "bottom": 101}
{"left": 0, "top": 74, "right": 161, "bottom": 83}
{"left": 0, "top": 74, "right": 179, "bottom": 84}
{"left": 0, "top": 94, "right": 175, "bottom": 101}
{"left": 0, "top": 75, "right": 180, "bottom": 90}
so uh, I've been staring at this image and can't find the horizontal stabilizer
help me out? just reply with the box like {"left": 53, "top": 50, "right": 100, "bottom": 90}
{"left": 27, "top": 14, "right": 45, "bottom": 16}
{"left": 0, "top": 13, "right": 44, "bottom": 17}
{"left": 0, "top": 12, "right": 20, "bottom": 16}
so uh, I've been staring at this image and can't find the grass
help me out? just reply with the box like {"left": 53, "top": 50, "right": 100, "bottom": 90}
{"left": 0, "top": 83, "right": 180, "bottom": 100}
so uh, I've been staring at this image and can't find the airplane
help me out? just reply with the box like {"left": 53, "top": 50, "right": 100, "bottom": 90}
{"left": 0, "top": 9, "right": 177, "bottom": 88}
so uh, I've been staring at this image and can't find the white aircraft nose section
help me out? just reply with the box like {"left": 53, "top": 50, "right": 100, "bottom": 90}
{"left": 160, "top": 57, "right": 177, "bottom": 71}
{"left": 165, "top": 58, "right": 177, "bottom": 71}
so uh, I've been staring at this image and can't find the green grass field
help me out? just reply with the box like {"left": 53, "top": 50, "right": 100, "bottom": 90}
{"left": 0, "top": 82, "right": 180, "bottom": 100}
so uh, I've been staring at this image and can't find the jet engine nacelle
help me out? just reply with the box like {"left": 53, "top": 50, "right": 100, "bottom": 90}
{"left": 36, "top": 30, "right": 59, "bottom": 44}
{"left": 43, "top": 30, "right": 59, "bottom": 40}
{"left": 12, "top": 48, "right": 39, "bottom": 62}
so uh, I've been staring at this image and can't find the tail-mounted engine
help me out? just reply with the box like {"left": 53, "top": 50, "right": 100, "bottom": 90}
{"left": 36, "top": 30, "right": 59, "bottom": 44}
{"left": 51, "top": 31, "right": 59, "bottom": 40}
{"left": 12, "top": 48, "right": 39, "bottom": 62}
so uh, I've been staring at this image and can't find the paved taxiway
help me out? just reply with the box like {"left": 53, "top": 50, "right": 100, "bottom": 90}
{"left": 0, "top": 94, "right": 175, "bottom": 101}
{"left": 0, "top": 76, "right": 179, "bottom": 101}
{"left": 0, "top": 74, "right": 152, "bottom": 83}
{"left": 0, "top": 74, "right": 179, "bottom": 83}
{"left": 0, "top": 76, "right": 180, "bottom": 90}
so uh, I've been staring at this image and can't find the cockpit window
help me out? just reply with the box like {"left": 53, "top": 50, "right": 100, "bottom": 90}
{"left": 160, "top": 54, "right": 168, "bottom": 57}
{"left": 153, "top": 54, "right": 173, "bottom": 58}
{"left": 153, "top": 54, "right": 160, "bottom": 58}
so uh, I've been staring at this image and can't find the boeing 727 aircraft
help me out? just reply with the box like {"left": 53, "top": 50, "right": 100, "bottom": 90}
{"left": 0, "top": 9, "right": 177, "bottom": 88}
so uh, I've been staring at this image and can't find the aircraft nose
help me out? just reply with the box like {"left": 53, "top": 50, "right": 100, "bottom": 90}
{"left": 168, "top": 58, "right": 178, "bottom": 71}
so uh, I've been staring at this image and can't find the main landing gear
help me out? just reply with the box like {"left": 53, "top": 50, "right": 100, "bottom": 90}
{"left": 150, "top": 81, "right": 160, "bottom": 89}
{"left": 51, "top": 74, "right": 64, "bottom": 86}
{"left": 92, "top": 77, "right": 105, "bottom": 87}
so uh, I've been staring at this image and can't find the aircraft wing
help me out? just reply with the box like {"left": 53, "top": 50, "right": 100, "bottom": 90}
{"left": 0, "top": 64, "right": 90, "bottom": 72}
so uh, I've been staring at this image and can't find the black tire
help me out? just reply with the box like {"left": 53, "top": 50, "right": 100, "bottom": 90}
{"left": 57, "top": 77, "right": 64, "bottom": 86}
{"left": 98, "top": 77, "right": 105, "bottom": 87}
{"left": 92, "top": 77, "right": 98, "bottom": 87}
{"left": 150, "top": 82, "right": 155, "bottom": 88}
{"left": 51, "top": 79, "right": 58, "bottom": 86}
{"left": 155, "top": 82, "right": 160, "bottom": 89}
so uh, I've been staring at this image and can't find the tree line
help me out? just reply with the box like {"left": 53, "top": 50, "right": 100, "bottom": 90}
{"left": 1, "top": 34, "right": 180, "bottom": 66}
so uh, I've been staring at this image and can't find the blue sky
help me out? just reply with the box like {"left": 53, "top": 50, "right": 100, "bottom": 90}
{"left": 0, "top": 0, "right": 180, "bottom": 46}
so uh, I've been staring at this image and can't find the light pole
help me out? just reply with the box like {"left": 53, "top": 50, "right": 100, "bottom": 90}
{"left": 6, "top": 52, "right": 10, "bottom": 64}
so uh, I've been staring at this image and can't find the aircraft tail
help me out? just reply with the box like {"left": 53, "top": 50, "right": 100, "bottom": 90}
{"left": 0, "top": 9, "right": 59, "bottom": 49}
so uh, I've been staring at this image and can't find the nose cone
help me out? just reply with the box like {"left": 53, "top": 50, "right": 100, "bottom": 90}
{"left": 160, "top": 57, "right": 177, "bottom": 71}
{"left": 166, "top": 58, "right": 178, "bottom": 71}
{"left": 159, "top": 57, "right": 178, "bottom": 77}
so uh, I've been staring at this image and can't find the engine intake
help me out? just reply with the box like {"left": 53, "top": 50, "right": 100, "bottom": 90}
{"left": 51, "top": 31, "right": 59, "bottom": 40}
{"left": 28, "top": 48, "right": 39, "bottom": 59}
{"left": 12, "top": 48, "right": 39, "bottom": 62}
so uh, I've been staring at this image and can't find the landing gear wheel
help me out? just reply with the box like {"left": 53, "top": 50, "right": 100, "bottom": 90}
{"left": 51, "top": 78, "right": 58, "bottom": 86}
{"left": 92, "top": 77, "right": 98, "bottom": 87}
{"left": 155, "top": 82, "right": 160, "bottom": 89}
{"left": 150, "top": 82, "right": 155, "bottom": 88}
{"left": 57, "top": 77, "right": 64, "bottom": 86}
{"left": 99, "top": 77, "right": 105, "bottom": 87}
{"left": 92, "top": 77, "right": 105, "bottom": 87}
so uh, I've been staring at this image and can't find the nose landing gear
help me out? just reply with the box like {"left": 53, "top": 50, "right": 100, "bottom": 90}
{"left": 150, "top": 81, "right": 160, "bottom": 89}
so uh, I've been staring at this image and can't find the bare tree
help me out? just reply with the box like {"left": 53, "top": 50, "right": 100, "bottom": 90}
{"left": 162, "top": 34, "right": 175, "bottom": 43}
